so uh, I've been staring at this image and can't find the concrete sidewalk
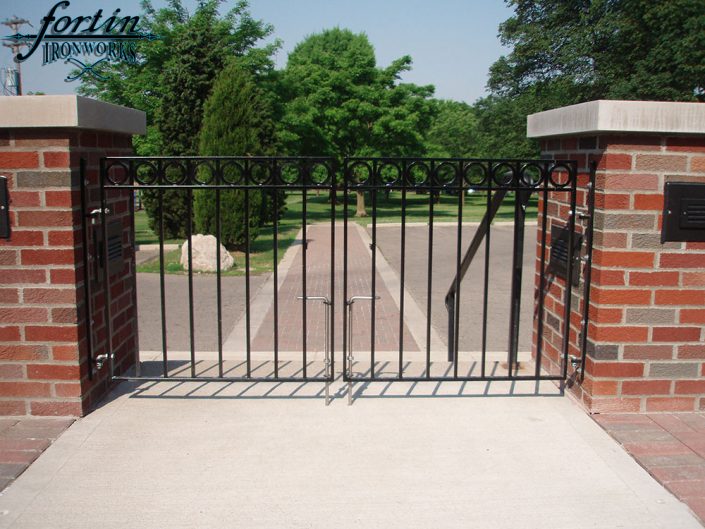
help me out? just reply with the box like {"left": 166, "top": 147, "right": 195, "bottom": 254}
{"left": 0, "top": 380, "right": 702, "bottom": 529}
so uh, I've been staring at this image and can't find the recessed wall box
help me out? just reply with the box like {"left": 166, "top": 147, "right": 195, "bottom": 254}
{"left": 662, "top": 182, "right": 705, "bottom": 243}
{"left": 550, "top": 224, "right": 582, "bottom": 286}
{"left": 0, "top": 177, "right": 8, "bottom": 239}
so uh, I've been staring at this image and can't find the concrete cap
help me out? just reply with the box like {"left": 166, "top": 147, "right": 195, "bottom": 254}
{"left": 0, "top": 95, "right": 146, "bottom": 135}
{"left": 527, "top": 99, "right": 705, "bottom": 138}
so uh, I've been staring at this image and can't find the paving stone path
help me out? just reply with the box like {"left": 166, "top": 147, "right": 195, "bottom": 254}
{"left": 242, "top": 223, "right": 419, "bottom": 354}
{"left": 595, "top": 412, "right": 705, "bottom": 525}
{"left": 0, "top": 418, "right": 73, "bottom": 492}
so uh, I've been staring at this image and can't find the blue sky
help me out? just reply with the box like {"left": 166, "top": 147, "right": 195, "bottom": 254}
{"left": 1, "top": 0, "right": 512, "bottom": 103}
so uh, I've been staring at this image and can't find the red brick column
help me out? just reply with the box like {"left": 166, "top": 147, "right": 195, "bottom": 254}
{"left": 534, "top": 133, "right": 705, "bottom": 413}
{"left": 0, "top": 96, "right": 144, "bottom": 416}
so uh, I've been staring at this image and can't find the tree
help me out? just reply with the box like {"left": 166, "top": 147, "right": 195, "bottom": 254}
{"left": 425, "top": 100, "right": 478, "bottom": 158}
{"left": 471, "top": 86, "right": 572, "bottom": 159}
{"left": 471, "top": 0, "right": 705, "bottom": 160}
{"left": 279, "top": 28, "right": 435, "bottom": 216}
{"left": 77, "top": 0, "right": 277, "bottom": 238}
{"left": 488, "top": 0, "right": 705, "bottom": 103}
{"left": 195, "top": 60, "right": 276, "bottom": 249}
{"left": 470, "top": 0, "right": 705, "bottom": 160}
{"left": 79, "top": 0, "right": 278, "bottom": 154}
{"left": 143, "top": 6, "right": 227, "bottom": 239}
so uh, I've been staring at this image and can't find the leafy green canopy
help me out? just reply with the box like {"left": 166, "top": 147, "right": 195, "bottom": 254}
{"left": 79, "top": 0, "right": 277, "bottom": 239}
{"left": 79, "top": 0, "right": 278, "bottom": 155}
{"left": 469, "top": 0, "right": 705, "bottom": 159}
{"left": 195, "top": 61, "right": 276, "bottom": 249}
{"left": 425, "top": 100, "right": 478, "bottom": 158}
{"left": 488, "top": 0, "right": 705, "bottom": 102}
{"left": 279, "top": 28, "right": 436, "bottom": 159}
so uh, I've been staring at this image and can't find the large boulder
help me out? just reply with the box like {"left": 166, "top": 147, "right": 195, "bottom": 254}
{"left": 180, "top": 234, "right": 234, "bottom": 272}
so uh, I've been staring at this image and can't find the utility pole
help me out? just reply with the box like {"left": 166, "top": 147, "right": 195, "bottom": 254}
{"left": 2, "top": 16, "right": 32, "bottom": 96}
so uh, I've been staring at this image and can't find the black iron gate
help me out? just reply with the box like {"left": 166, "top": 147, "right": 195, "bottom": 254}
{"left": 341, "top": 158, "right": 593, "bottom": 400}
{"left": 87, "top": 155, "right": 594, "bottom": 403}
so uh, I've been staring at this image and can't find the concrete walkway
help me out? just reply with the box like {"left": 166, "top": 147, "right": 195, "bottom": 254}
{"left": 0, "top": 380, "right": 702, "bottom": 529}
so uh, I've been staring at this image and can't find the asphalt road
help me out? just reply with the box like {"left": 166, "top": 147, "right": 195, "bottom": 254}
{"left": 373, "top": 222, "right": 536, "bottom": 353}
{"left": 137, "top": 273, "right": 266, "bottom": 352}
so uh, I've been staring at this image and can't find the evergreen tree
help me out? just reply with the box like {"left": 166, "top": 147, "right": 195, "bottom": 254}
{"left": 195, "top": 61, "right": 276, "bottom": 249}
{"left": 78, "top": 0, "right": 277, "bottom": 239}
{"left": 141, "top": 7, "right": 227, "bottom": 239}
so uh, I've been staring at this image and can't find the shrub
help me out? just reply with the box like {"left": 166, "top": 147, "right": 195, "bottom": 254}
{"left": 195, "top": 60, "right": 277, "bottom": 249}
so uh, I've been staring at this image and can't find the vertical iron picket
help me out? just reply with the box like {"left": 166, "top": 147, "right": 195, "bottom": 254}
{"left": 215, "top": 161, "right": 223, "bottom": 378}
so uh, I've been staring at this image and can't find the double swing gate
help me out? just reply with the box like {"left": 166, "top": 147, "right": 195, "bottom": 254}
{"left": 85, "top": 156, "right": 595, "bottom": 403}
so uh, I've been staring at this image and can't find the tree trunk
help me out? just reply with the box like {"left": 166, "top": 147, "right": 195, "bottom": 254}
{"left": 355, "top": 190, "right": 367, "bottom": 217}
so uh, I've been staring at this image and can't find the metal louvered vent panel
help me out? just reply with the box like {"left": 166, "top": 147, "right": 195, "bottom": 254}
{"left": 663, "top": 183, "right": 705, "bottom": 242}
{"left": 106, "top": 220, "right": 124, "bottom": 277}
{"left": 550, "top": 224, "right": 582, "bottom": 287}
{"left": 681, "top": 199, "right": 705, "bottom": 228}
{"left": 0, "top": 177, "right": 8, "bottom": 239}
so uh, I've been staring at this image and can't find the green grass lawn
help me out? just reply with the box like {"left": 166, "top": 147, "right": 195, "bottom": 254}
{"left": 136, "top": 190, "right": 536, "bottom": 275}
{"left": 134, "top": 208, "right": 180, "bottom": 246}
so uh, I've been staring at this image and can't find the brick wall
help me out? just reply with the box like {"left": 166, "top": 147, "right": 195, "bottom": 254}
{"left": 536, "top": 135, "right": 705, "bottom": 413}
{"left": 0, "top": 128, "right": 137, "bottom": 416}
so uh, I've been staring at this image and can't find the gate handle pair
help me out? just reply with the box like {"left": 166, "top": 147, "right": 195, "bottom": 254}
{"left": 346, "top": 296, "right": 380, "bottom": 405}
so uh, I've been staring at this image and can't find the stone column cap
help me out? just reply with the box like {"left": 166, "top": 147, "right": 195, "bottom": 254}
{"left": 527, "top": 99, "right": 705, "bottom": 138}
{"left": 0, "top": 95, "right": 145, "bottom": 135}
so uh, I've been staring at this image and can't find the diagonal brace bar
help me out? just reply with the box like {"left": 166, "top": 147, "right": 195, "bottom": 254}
{"left": 445, "top": 188, "right": 508, "bottom": 361}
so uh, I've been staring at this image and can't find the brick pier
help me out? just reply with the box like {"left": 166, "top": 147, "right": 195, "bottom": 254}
{"left": 0, "top": 96, "right": 145, "bottom": 416}
{"left": 529, "top": 100, "right": 705, "bottom": 413}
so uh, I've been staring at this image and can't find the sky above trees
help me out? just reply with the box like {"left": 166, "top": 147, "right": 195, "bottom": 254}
{"left": 0, "top": 0, "right": 512, "bottom": 102}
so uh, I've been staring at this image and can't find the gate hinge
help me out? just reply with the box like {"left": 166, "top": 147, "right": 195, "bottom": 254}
{"left": 86, "top": 208, "right": 111, "bottom": 220}
{"left": 93, "top": 352, "right": 114, "bottom": 374}
{"left": 569, "top": 355, "right": 582, "bottom": 368}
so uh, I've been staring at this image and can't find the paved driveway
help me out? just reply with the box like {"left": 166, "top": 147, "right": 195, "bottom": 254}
{"left": 137, "top": 273, "right": 266, "bottom": 352}
{"left": 373, "top": 222, "right": 537, "bottom": 353}
{"left": 135, "top": 221, "right": 553, "bottom": 377}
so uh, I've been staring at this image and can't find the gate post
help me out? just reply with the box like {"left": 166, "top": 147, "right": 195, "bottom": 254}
{"left": 0, "top": 96, "right": 145, "bottom": 416}
{"left": 528, "top": 100, "right": 705, "bottom": 413}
